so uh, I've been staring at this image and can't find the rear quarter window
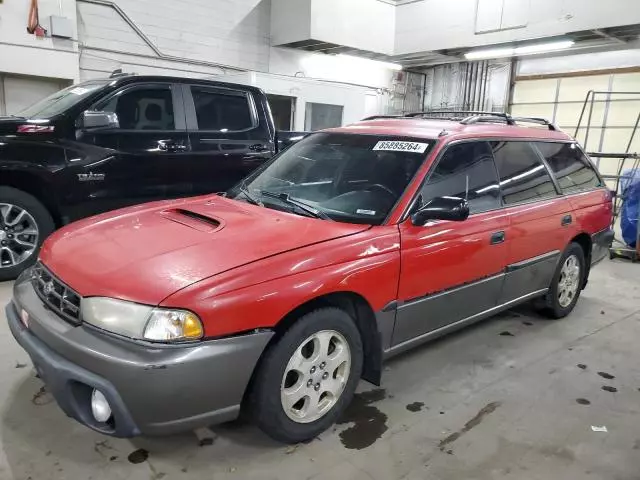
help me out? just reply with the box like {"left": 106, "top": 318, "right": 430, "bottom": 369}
{"left": 535, "top": 142, "right": 602, "bottom": 193}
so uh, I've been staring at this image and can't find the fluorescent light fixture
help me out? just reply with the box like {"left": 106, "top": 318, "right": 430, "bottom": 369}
{"left": 336, "top": 54, "right": 403, "bottom": 71}
{"left": 464, "top": 40, "right": 574, "bottom": 60}
{"left": 514, "top": 40, "right": 575, "bottom": 55}
{"left": 465, "top": 47, "right": 514, "bottom": 60}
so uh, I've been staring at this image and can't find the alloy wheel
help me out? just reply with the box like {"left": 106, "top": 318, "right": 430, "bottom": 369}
{"left": 280, "top": 330, "right": 351, "bottom": 424}
{"left": 558, "top": 254, "right": 580, "bottom": 308}
{"left": 0, "top": 203, "right": 39, "bottom": 269}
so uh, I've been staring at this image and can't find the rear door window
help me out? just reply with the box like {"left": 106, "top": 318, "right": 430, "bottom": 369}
{"left": 190, "top": 87, "right": 255, "bottom": 131}
{"left": 420, "top": 141, "right": 501, "bottom": 214}
{"left": 491, "top": 141, "right": 558, "bottom": 205}
{"left": 535, "top": 142, "right": 602, "bottom": 193}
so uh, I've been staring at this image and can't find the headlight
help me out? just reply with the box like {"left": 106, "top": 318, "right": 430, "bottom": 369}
{"left": 80, "top": 297, "right": 203, "bottom": 342}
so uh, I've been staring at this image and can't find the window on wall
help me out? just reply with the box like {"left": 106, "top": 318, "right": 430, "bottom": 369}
{"left": 190, "top": 87, "right": 255, "bottom": 131}
{"left": 304, "top": 103, "right": 343, "bottom": 131}
{"left": 535, "top": 142, "right": 602, "bottom": 193}
{"left": 491, "top": 141, "right": 558, "bottom": 205}
{"left": 419, "top": 141, "right": 501, "bottom": 214}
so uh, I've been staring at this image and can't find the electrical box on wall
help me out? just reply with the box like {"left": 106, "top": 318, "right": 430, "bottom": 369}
{"left": 47, "top": 15, "right": 73, "bottom": 39}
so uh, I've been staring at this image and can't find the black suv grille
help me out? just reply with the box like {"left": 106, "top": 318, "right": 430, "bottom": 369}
{"left": 32, "top": 262, "right": 81, "bottom": 324}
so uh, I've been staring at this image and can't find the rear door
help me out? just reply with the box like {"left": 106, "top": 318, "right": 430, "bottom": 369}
{"left": 394, "top": 141, "right": 508, "bottom": 345}
{"left": 183, "top": 85, "right": 275, "bottom": 195}
{"left": 494, "top": 140, "right": 575, "bottom": 304}
{"left": 67, "top": 82, "right": 191, "bottom": 218}
{"left": 535, "top": 142, "right": 612, "bottom": 263}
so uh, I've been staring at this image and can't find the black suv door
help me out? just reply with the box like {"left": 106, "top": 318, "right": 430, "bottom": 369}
{"left": 182, "top": 84, "right": 275, "bottom": 194}
{"left": 65, "top": 82, "right": 191, "bottom": 219}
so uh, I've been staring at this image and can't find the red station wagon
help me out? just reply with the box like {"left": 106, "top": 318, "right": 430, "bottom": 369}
{"left": 6, "top": 112, "right": 614, "bottom": 443}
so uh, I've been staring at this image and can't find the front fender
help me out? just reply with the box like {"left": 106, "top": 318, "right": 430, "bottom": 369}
{"left": 161, "top": 227, "right": 401, "bottom": 338}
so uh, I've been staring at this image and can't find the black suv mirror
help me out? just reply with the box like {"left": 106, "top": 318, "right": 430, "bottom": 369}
{"left": 80, "top": 111, "right": 119, "bottom": 130}
{"left": 411, "top": 196, "right": 470, "bottom": 226}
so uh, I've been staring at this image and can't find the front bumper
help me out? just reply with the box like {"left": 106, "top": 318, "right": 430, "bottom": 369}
{"left": 7, "top": 278, "right": 273, "bottom": 437}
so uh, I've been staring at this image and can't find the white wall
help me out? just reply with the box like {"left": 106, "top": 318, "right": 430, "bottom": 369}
{"left": 0, "top": 0, "right": 79, "bottom": 81}
{"left": 78, "top": 0, "right": 271, "bottom": 72}
{"left": 396, "top": 0, "right": 640, "bottom": 55}
{"left": 518, "top": 49, "right": 640, "bottom": 77}
{"left": 270, "top": 0, "right": 395, "bottom": 55}
{"left": 220, "top": 70, "right": 386, "bottom": 131}
{"left": 310, "top": 0, "right": 395, "bottom": 55}
{"left": 269, "top": 48, "right": 395, "bottom": 89}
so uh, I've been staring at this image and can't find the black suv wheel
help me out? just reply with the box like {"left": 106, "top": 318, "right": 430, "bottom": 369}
{"left": 0, "top": 187, "right": 54, "bottom": 281}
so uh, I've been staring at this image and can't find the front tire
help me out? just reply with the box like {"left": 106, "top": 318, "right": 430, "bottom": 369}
{"left": 0, "top": 187, "right": 55, "bottom": 281}
{"left": 250, "top": 307, "right": 363, "bottom": 443}
{"left": 539, "top": 242, "right": 586, "bottom": 319}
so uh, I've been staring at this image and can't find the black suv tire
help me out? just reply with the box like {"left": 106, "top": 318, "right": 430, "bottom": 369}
{"left": 0, "top": 187, "right": 55, "bottom": 281}
{"left": 250, "top": 307, "right": 363, "bottom": 443}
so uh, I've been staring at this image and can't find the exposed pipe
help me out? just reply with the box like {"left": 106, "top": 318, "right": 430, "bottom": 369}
{"left": 78, "top": 0, "right": 243, "bottom": 74}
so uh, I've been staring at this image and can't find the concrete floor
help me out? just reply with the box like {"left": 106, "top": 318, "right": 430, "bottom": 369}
{"left": 0, "top": 259, "right": 639, "bottom": 480}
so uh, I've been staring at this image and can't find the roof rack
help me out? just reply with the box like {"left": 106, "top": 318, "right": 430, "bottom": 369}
{"left": 362, "top": 111, "right": 557, "bottom": 131}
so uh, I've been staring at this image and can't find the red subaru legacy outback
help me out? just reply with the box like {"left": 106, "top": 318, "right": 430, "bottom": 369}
{"left": 7, "top": 113, "right": 613, "bottom": 443}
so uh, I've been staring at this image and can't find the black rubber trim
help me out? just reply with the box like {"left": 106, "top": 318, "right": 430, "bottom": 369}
{"left": 505, "top": 250, "right": 560, "bottom": 273}
{"left": 381, "top": 300, "right": 399, "bottom": 312}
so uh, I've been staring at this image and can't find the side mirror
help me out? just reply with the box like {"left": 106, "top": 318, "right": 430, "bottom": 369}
{"left": 80, "top": 111, "right": 119, "bottom": 130}
{"left": 411, "top": 196, "right": 470, "bottom": 226}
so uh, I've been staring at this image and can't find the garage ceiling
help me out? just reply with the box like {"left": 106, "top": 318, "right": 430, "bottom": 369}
{"left": 279, "top": 24, "right": 640, "bottom": 69}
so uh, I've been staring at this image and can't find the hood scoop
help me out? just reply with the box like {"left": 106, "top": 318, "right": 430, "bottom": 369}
{"left": 159, "top": 208, "right": 222, "bottom": 232}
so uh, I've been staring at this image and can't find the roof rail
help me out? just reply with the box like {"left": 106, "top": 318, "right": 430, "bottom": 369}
{"left": 362, "top": 110, "right": 557, "bottom": 131}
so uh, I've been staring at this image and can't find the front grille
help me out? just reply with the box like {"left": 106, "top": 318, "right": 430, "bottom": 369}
{"left": 32, "top": 262, "right": 82, "bottom": 324}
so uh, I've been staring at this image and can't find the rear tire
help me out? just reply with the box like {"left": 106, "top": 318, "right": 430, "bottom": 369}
{"left": 538, "top": 242, "right": 586, "bottom": 319}
{"left": 0, "top": 187, "right": 54, "bottom": 281}
{"left": 250, "top": 307, "right": 363, "bottom": 444}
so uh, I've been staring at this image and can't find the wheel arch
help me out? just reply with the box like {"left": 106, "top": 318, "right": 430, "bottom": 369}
{"left": 569, "top": 232, "right": 592, "bottom": 288}
{"left": 259, "top": 291, "right": 383, "bottom": 389}
{"left": 1, "top": 171, "right": 63, "bottom": 227}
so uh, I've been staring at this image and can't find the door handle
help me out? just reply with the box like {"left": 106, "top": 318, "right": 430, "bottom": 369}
{"left": 490, "top": 231, "right": 505, "bottom": 245}
{"left": 561, "top": 214, "right": 572, "bottom": 226}
{"left": 249, "top": 143, "right": 269, "bottom": 152}
{"left": 158, "top": 140, "right": 188, "bottom": 152}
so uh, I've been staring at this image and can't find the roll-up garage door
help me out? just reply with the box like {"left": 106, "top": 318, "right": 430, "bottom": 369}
{"left": 0, "top": 74, "right": 70, "bottom": 116}
{"left": 510, "top": 71, "right": 640, "bottom": 181}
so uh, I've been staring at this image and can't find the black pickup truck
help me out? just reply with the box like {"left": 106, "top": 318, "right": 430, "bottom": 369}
{"left": 0, "top": 74, "right": 305, "bottom": 280}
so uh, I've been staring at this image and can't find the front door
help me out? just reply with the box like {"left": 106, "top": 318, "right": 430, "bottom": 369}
{"left": 67, "top": 82, "right": 191, "bottom": 219}
{"left": 393, "top": 141, "right": 509, "bottom": 346}
{"left": 183, "top": 84, "right": 275, "bottom": 195}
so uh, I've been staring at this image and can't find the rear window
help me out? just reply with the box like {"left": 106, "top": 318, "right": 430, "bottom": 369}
{"left": 190, "top": 87, "right": 255, "bottom": 131}
{"left": 535, "top": 142, "right": 602, "bottom": 193}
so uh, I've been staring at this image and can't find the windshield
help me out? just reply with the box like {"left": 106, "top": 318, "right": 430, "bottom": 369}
{"left": 17, "top": 80, "right": 110, "bottom": 118}
{"left": 229, "top": 132, "right": 434, "bottom": 225}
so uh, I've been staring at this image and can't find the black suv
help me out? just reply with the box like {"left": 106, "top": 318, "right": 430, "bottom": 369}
{"left": 0, "top": 75, "right": 303, "bottom": 280}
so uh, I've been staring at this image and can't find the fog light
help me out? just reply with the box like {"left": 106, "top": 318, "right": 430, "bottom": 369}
{"left": 91, "top": 389, "right": 112, "bottom": 423}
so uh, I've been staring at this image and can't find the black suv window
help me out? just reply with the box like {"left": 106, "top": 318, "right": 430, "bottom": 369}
{"left": 100, "top": 86, "right": 175, "bottom": 130}
{"left": 419, "top": 141, "right": 500, "bottom": 214}
{"left": 190, "top": 87, "right": 254, "bottom": 131}
{"left": 491, "top": 141, "right": 558, "bottom": 205}
{"left": 535, "top": 142, "right": 602, "bottom": 193}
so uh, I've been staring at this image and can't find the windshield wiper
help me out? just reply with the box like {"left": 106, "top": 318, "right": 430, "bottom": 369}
{"left": 259, "top": 191, "right": 332, "bottom": 221}
{"left": 238, "top": 183, "right": 261, "bottom": 206}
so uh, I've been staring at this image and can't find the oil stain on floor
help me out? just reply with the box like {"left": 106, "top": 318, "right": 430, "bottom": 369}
{"left": 438, "top": 401, "right": 502, "bottom": 451}
{"left": 406, "top": 401, "right": 425, "bottom": 412}
{"left": 337, "top": 389, "right": 387, "bottom": 450}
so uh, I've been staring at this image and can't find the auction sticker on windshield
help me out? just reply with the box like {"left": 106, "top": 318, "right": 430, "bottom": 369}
{"left": 373, "top": 141, "right": 429, "bottom": 153}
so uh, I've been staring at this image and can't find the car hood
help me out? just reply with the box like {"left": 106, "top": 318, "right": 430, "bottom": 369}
{"left": 40, "top": 196, "right": 370, "bottom": 305}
